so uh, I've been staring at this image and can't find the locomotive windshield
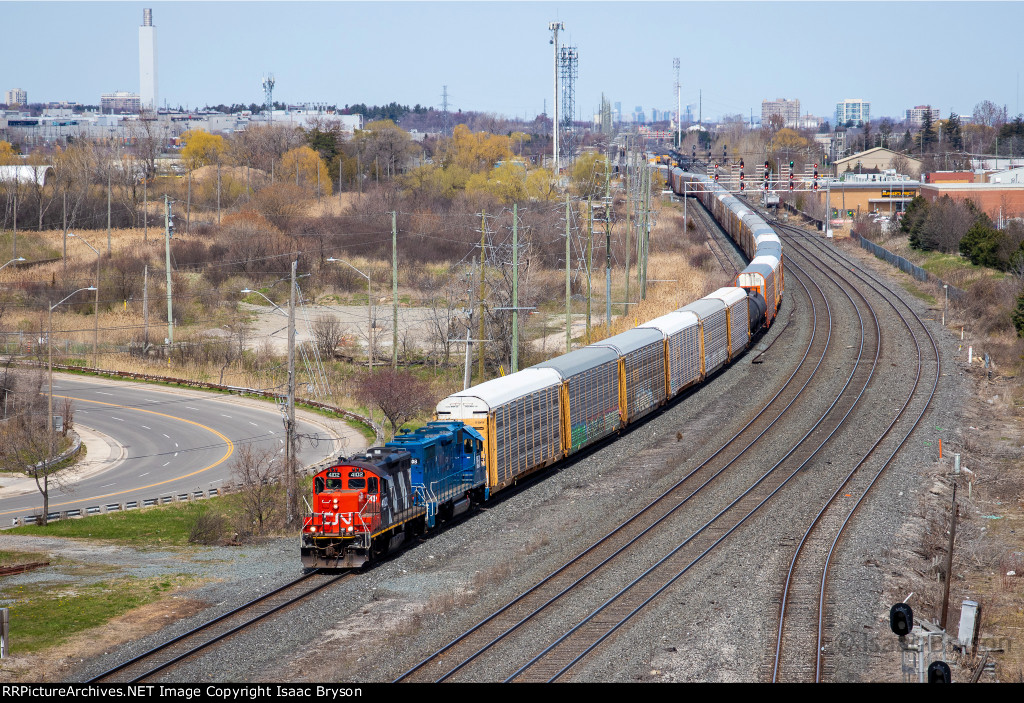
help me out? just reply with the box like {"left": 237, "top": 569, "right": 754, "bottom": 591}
{"left": 348, "top": 478, "right": 366, "bottom": 489}
{"left": 325, "top": 477, "right": 343, "bottom": 489}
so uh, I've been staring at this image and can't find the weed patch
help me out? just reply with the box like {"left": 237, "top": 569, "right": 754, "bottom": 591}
{"left": 0, "top": 574, "right": 195, "bottom": 655}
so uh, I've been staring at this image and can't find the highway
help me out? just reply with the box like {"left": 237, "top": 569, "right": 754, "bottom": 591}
{"left": 0, "top": 374, "right": 361, "bottom": 522}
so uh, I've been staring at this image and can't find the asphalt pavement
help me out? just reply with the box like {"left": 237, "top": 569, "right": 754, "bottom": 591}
{"left": 0, "top": 374, "right": 365, "bottom": 523}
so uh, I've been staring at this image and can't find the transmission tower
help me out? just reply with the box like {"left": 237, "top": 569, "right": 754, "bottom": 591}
{"left": 441, "top": 85, "right": 451, "bottom": 137}
{"left": 559, "top": 46, "right": 578, "bottom": 164}
{"left": 262, "top": 73, "right": 275, "bottom": 119}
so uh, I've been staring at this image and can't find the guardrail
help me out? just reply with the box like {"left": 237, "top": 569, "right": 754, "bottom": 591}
{"left": 11, "top": 486, "right": 228, "bottom": 527}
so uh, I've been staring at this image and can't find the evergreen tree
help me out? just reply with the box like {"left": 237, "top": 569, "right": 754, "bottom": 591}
{"left": 947, "top": 113, "right": 963, "bottom": 150}
{"left": 1013, "top": 288, "right": 1024, "bottom": 338}
{"left": 920, "top": 111, "right": 937, "bottom": 152}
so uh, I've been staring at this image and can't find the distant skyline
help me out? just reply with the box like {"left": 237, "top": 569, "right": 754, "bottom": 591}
{"left": 2, "top": 1, "right": 1022, "bottom": 123}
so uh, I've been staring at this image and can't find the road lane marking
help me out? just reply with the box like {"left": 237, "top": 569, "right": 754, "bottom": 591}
{"left": 0, "top": 394, "right": 236, "bottom": 516}
{"left": 139, "top": 472, "right": 149, "bottom": 477}
{"left": 111, "top": 417, "right": 124, "bottom": 422}
{"left": 141, "top": 425, "right": 151, "bottom": 430}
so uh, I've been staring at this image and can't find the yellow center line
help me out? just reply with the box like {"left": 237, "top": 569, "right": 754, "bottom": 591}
{"left": 0, "top": 394, "right": 235, "bottom": 516}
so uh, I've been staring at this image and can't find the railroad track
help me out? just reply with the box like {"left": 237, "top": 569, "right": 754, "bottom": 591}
{"left": 769, "top": 221, "right": 940, "bottom": 682}
{"left": 0, "top": 561, "right": 50, "bottom": 576}
{"left": 395, "top": 244, "right": 889, "bottom": 682}
{"left": 87, "top": 570, "right": 352, "bottom": 683}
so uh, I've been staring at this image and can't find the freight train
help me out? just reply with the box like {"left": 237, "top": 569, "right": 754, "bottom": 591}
{"left": 300, "top": 169, "right": 785, "bottom": 569}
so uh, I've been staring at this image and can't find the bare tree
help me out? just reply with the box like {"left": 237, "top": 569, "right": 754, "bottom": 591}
{"left": 0, "top": 368, "right": 70, "bottom": 524}
{"left": 311, "top": 314, "right": 345, "bottom": 357}
{"left": 354, "top": 368, "right": 434, "bottom": 438}
{"left": 424, "top": 273, "right": 466, "bottom": 365}
{"left": 231, "top": 444, "right": 284, "bottom": 535}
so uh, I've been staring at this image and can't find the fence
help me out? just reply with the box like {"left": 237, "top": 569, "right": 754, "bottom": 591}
{"left": 848, "top": 229, "right": 968, "bottom": 303}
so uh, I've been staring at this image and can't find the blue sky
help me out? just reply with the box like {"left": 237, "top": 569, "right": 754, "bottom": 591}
{"left": 3, "top": 1, "right": 1022, "bottom": 122}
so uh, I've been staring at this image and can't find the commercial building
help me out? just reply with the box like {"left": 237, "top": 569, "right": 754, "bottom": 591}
{"left": 920, "top": 182, "right": 1024, "bottom": 222}
{"left": 5, "top": 89, "right": 27, "bottom": 107}
{"left": 100, "top": 91, "right": 142, "bottom": 113}
{"left": 762, "top": 98, "right": 800, "bottom": 128}
{"left": 905, "top": 105, "right": 939, "bottom": 127}
{"left": 139, "top": 8, "right": 158, "bottom": 111}
{"left": 835, "top": 147, "right": 922, "bottom": 178}
{"left": 835, "top": 99, "right": 870, "bottom": 127}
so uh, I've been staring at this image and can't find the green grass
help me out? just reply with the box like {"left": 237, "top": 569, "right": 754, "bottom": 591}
{"left": 0, "top": 575, "right": 194, "bottom": 655}
{"left": 900, "top": 281, "right": 937, "bottom": 305}
{"left": 0, "top": 550, "right": 48, "bottom": 567}
{"left": 8, "top": 500, "right": 221, "bottom": 546}
{"left": 0, "top": 231, "right": 62, "bottom": 263}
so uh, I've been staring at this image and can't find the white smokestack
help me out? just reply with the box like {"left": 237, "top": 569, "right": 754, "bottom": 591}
{"left": 139, "top": 9, "right": 158, "bottom": 111}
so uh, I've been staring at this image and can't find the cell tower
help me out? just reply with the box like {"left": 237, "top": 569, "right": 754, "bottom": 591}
{"left": 441, "top": 85, "right": 451, "bottom": 137}
{"left": 262, "top": 73, "right": 275, "bottom": 118}
{"left": 559, "top": 46, "right": 578, "bottom": 163}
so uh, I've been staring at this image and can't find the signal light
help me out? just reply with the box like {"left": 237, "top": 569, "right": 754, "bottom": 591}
{"left": 740, "top": 181, "right": 745, "bottom": 191}
{"left": 928, "top": 661, "right": 951, "bottom": 684}
{"left": 740, "top": 172, "right": 744, "bottom": 180}
{"left": 890, "top": 603, "right": 913, "bottom": 637}
{"left": 813, "top": 182, "right": 818, "bottom": 191}
{"left": 789, "top": 181, "right": 794, "bottom": 191}
{"left": 740, "top": 159, "right": 745, "bottom": 169}
{"left": 789, "top": 160, "right": 794, "bottom": 169}
{"left": 714, "top": 173, "right": 719, "bottom": 182}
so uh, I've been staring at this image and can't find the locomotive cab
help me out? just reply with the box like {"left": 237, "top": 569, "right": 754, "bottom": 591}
{"left": 301, "top": 447, "right": 418, "bottom": 569}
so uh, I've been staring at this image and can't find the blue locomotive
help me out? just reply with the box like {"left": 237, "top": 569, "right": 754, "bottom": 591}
{"left": 301, "top": 421, "right": 486, "bottom": 569}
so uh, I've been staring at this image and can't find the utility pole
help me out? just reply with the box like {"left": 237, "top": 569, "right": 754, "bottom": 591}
{"left": 478, "top": 210, "right": 487, "bottom": 382}
{"left": 586, "top": 197, "right": 593, "bottom": 343}
{"left": 565, "top": 195, "right": 572, "bottom": 352}
{"left": 605, "top": 164, "right": 612, "bottom": 328}
{"left": 143, "top": 265, "right": 149, "bottom": 351}
{"left": 62, "top": 192, "right": 67, "bottom": 275}
{"left": 143, "top": 178, "right": 148, "bottom": 245}
{"left": 285, "top": 259, "right": 297, "bottom": 525}
{"left": 511, "top": 202, "right": 520, "bottom": 373}
{"left": 624, "top": 140, "right": 631, "bottom": 312}
{"left": 549, "top": 21, "right": 564, "bottom": 180}
{"left": 107, "top": 171, "right": 112, "bottom": 253}
{"left": 392, "top": 211, "right": 398, "bottom": 369}
{"left": 217, "top": 162, "right": 222, "bottom": 226}
{"left": 940, "top": 482, "right": 958, "bottom": 631}
{"left": 164, "top": 195, "right": 173, "bottom": 361}
{"left": 12, "top": 192, "right": 16, "bottom": 259}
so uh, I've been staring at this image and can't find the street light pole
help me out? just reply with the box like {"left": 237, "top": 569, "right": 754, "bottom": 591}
{"left": 48, "top": 286, "right": 96, "bottom": 518}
